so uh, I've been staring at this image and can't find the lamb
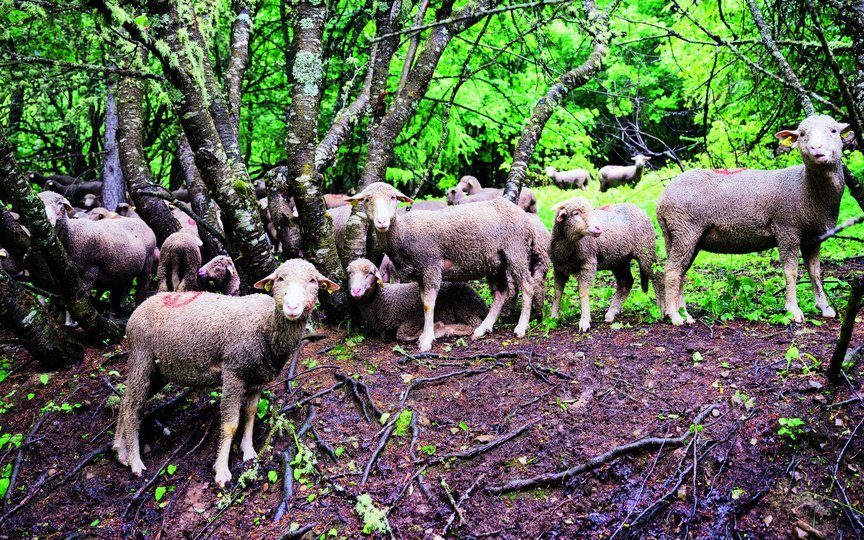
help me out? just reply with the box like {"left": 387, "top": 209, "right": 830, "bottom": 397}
{"left": 39, "top": 191, "right": 157, "bottom": 314}
{"left": 455, "top": 175, "right": 482, "bottom": 195}
{"left": 324, "top": 193, "right": 350, "bottom": 209}
{"left": 446, "top": 186, "right": 538, "bottom": 214}
{"left": 545, "top": 167, "right": 590, "bottom": 190}
{"left": 598, "top": 155, "right": 650, "bottom": 192}
{"left": 81, "top": 193, "right": 102, "bottom": 210}
{"left": 198, "top": 255, "right": 240, "bottom": 296}
{"left": 346, "top": 258, "right": 487, "bottom": 341}
{"left": 114, "top": 259, "right": 339, "bottom": 487}
{"left": 550, "top": 198, "right": 659, "bottom": 331}
{"left": 157, "top": 232, "right": 203, "bottom": 292}
{"left": 346, "top": 182, "right": 547, "bottom": 351}
{"left": 86, "top": 208, "right": 115, "bottom": 221}
{"left": 657, "top": 115, "right": 849, "bottom": 325}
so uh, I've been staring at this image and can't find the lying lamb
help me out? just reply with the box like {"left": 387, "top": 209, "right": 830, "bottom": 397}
{"left": 347, "top": 182, "right": 547, "bottom": 351}
{"left": 545, "top": 167, "right": 590, "bottom": 190}
{"left": 446, "top": 185, "right": 538, "bottom": 213}
{"left": 157, "top": 232, "right": 203, "bottom": 292}
{"left": 657, "top": 115, "right": 849, "bottom": 325}
{"left": 198, "top": 255, "right": 240, "bottom": 296}
{"left": 598, "top": 155, "right": 650, "bottom": 192}
{"left": 114, "top": 259, "right": 339, "bottom": 487}
{"left": 347, "top": 258, "right": 487, "bottom": 341}
{"left": 550, "top": 198, "right": 659, "bottom": 331}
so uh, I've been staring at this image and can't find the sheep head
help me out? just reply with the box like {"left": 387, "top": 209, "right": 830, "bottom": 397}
{"left": 254, "top": 259, "right": 339, "bottom": 320}
{"left": 552, "top": 197, "right": 602, "bottom": 238}
{"left": 633, "top": 155, "right": 651, "bottom": 168}
{"left": 345, "top": 182, "right": 413, "bottom": 233}
{"left": 775, "top": 115, "right": 850, "bottom": 167}
{"left": 456, "top": 175, "right": 482, "bottom": 194}
{"left": 545, "top": 167, "right": 557, "bottom": 178}
{"left": 346, "top": 258, "right": 383, "bottom": 300}
{"left": 198, "top": 255, "right": 235, "bottom": 284}
{"left": 38, "top": 191, "right": 73, "bottom": 226}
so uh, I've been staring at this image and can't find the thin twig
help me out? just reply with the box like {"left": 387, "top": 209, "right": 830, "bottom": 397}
{"left": 361, "top": 417, "right": 397, "bottom": 485}
{"left": 401, "top": 363, "right": 503, "bottom": 405}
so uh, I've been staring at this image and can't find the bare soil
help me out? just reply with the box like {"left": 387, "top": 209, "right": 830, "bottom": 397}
{"left": 0, "top": 311, "right": 862, "bottom": 539}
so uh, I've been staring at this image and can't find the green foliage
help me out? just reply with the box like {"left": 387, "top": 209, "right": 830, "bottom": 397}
{"left": 393, "top": 410, "right": 413, "bottom": 436}
{"left": 354, "top": 493, "right": 390, "bottom": 535}
{"left": 777, "top": 417, "right": 806, "bottom": 441}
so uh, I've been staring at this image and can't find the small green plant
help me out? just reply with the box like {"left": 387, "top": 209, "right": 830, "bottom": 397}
{"left": 354, "top": 493, "right": 390, "bottom": 535}
{"left": 302, "top": 357, "right": 318, "bottom": 369}
{"left": 393, "top": 410, "right": 413, "bottom": 436}
{"left": 778, "top": 417, "right": 805, "bottom": 441}
{"left": 420, "top": 444, "right": 436, "bottom": 456}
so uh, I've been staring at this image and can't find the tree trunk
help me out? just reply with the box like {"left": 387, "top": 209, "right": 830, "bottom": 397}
{"left": 845, "top": 0, "right": 864, "bottom": 114}
{"left": 0, "top": 130, "right": 123, "bottom": 343}
{"left": 285, "top": 0, "right": 350, "bottom": 318}
{"left": 225, "top": 3, "right": 252, "bottom": 127}
{"left": 179, "top": 136, "right": 226, "bottom": 262}
{"left": 0, "top": 269, "right": 84, "bottom": 370}
{"left": 116, "top": 73, "right": 181, "bottom": 245}
{"left": 828, "top": 275, "right": 864, "bottom": 383}
{"left": 503, "top": 0, "right": 609, "bottom": 202}
{"left": 102, "top": 83, "right": 125, "bottom": 211}
{"left": 0, "top": 206, "right": 58, "bottom": 292}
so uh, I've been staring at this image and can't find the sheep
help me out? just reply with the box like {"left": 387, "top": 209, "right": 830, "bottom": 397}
{"left": 114, "top": 259, "right": 339, "bottom": 487}
{"left": 86, "top": 208, "right": 116, "bottom": 221}
{"left": 598, "top": 155, "right": 650, "bottom": 192}
{"left": 81, "top": 193, "right": 102, "bottom": 210}
{"left": 545, "top": 167, "right": 590, "bottom": 190}
{"left": 446, "top": 186, "right": 538, "bottom": 214}
{"left": 657, "top": 115, "right": 849, "bottom": 325}
{"left": 456, "top": 175, "right": 482, "bottom": 195}
{"left": 157, "top": 232, "right": 203, "bottom": 292}
{"left": 403, "top": 200, "right": 446, "bottom": 212}
{"left": 550, "top": 198, "right": 659, "bottom": 331}
{"left": 115, "top": 203, "right": 139, "bottom": 219}
{"left": 171, "top": 207, "right": 200, "bottom": 236}
{"left": 39, "top": 191, "right": 157, "bottom": 314}
{"left": 346, "top": 258, "right": 487, "bottom": 341}
{"left": 502, "top": 213, "right": 550, "bottom": 320}
{"left": 198, "top": 255, "right": 240, "bottom": 296}
{"left": 346, "top": 182, "right": 547, "bottom": 351}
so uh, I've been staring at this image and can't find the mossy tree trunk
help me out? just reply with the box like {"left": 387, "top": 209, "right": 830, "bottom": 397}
{"left": 102, "top": 82, "right": 126, "bottom": 212}
{"left": 0, "top": 130, "right": 123, "bottom": 343}
{"left": 92, "top": 0, "right": 277, "bottom": 291}
{"left": 503, "top": 0, "right": 609, "bottom": 202}
{"left": 116, "top": 72, "right": 181, "bottom": 245}
{"left": 284, "top": 0, "right": 350, "bottom": 318}
{"left": 0, "top": 269, "right": 84, "bottom": 370}
{"left": 0, "top": 205, "right": 58, "bottom": 292}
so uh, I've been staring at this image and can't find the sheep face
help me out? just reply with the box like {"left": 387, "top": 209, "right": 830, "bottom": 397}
{"left": 775, "top": 115, "right": 849, "bottom": 167}
{"left": 552, "top": 198, "right": 602, "bottom": 237}
{"left": 633, "top": 155, "right": 650, "bottom": 167}
{"left": 346, "top": 258, "right": 383, "bottom": 300}
{"left": 253, "top": 259, "right": 340, "bottom": 320}
{"left": 457, "top": 175, "right": 481, "bottom": 195}
{"left": 346, "top": 182, "right": 413, "bottom": 232}
{"left": 545, "top": 167, "right": 557, "bottom": 178}
{"left": 38, "top": 191, "right": 73, "bottom": 226}
{"left": 115, "top": 203, "right": 136, "bottom": 218}
{"left": 87, "top": 208, "right": 116, "bottom": 221}
{"left": 82, "top": 193, "right": 100, "bottom": 209}
{"left": 198, "top": 255, "right": 235, "bottom": 284}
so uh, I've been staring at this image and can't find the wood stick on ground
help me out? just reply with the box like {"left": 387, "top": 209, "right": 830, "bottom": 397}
{"left": 829, "top": 275, "right": 864, "bottom": 383}
{"left": 401, "top": 363, "right": 504, "bottom": 405}
{"left": 432, "top": 420, "right": 538, "bottom": 463}
{"left": 443, "top": 472, "right": 487, "bottom": 534}
{"left": 486, "top": 404, "right": 718, "bottom": 494}
{"left": 273, "top": 447, "right": 298, "bottom": 522}
{"left": 397, "top": 350, "right": 523, "bottom": 365}
{"left": 280, "top": 381, "right": 345, "bottom": 414}
{"left": 3, "top": 407, "right": 51, "bottom": 508}
{"left": 334, "top": 372, "right": 382, "bottom": 421}
{"left": 278, "top": 522, "right": 317, "bottom": 540}
{"left": 310, "top": 426, "right": 338, "bottom": 462}
{"left": 361, "top": 417, "right": 397, "bottom": 485}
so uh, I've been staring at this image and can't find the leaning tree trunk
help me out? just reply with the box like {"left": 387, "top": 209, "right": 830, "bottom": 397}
{"left": 845, "top": 0, "right": 864, "bottom": 117}
{"left": 0, "top": 131, "right": 123, "bottom": 343}
{"left": 829, "top": 275, "right": 864, "bottom": 383}
{"left": 102, "top": 82, "right": 126, "bottom": 211}
{"left": 116, "top": 73, "right": 181, "bottom": 245}
{"left": 179, "top": 136, "right": 226, "bottom": 262}
{"left": 0, "top": 205, "right": 58, "bottom": 292}
{"left": 503, "top": 0, "right": 609, "bottom": 202}
{"left": 284, "top": 0, "right": 350, "bottom": 317}
{"left": 0, "top": 269, "right": 84, "bottom": 369}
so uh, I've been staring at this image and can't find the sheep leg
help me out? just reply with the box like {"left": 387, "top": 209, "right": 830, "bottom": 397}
{"left": 576, "top": 264, "right": 597, "bottom": 332}
{"left": 802, "top": 244, "right": 835, "bottom": 318}
{"left": 115, "top": 348, "right": 155, "bottom": 476}
{"left": 551, "top": 271, "right": 569, "bottom": 319}
{"left": 778, "top": 241, "right": 804, "bottom": 323}
{"left": 417, "top": 269, "right": 442, "bottom": 352}
{"left": 214, "top": 372, "right": 245, "bottom": 488}
{"left": 663, "top": 237, "right": 698, "bottom": 325}
{"left": 474, "top": 287, "right": 508, "bottom": 339}
{"left": 606, "top": 266, "right": 634, "bottom": 323}
{"left": 240, "top": 387, "right": 261, "bottom": 462}
{"left": 514, "top": 276, "right": 534, "bottom": 338}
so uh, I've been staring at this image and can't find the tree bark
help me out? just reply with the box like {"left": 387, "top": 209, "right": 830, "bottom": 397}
{"left": 829, "top": 275, "right": 864, "bottom": 383}
{"left": 102, "top": 83, "right": 125, "bottom": 211}
{"left": 0, "top": 269, "right": 84, "bottom": 370}
{"left": 0, "top": 206, "right": 58, "bottom": 292}
{"left": 116, "top": 73, "right": 181, "bottom": 245}
{"left": 178, "top": 136, "right": 226, "bottom": 262}
{"left": 225, "top": 3, "right": 252, "bottom": 127}
{"left": 285, "top": 0, "right": 349, "bottom": 318}
{"left": 0, "top": 130, "right": 123, "bottom": 343}
{"left": 503, "top": 0, "right": 609, "bottom": 201}
{"left": 844, "top": 0, "right": 864, "bottom": 114}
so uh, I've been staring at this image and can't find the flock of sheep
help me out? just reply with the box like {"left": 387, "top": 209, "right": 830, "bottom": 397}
{"left": 14, "top": 114, "right": 849, "bottom": 486}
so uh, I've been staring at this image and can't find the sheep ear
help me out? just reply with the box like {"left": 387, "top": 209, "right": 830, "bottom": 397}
{"left": 395, "top": 191, "right": 413, "bottom": 204}
{"left": 227, "top": 264, "right": 236, "bottom": 276}
{"left": 552, "top": 202, "right": 569, "bottom": 222}
{"left": 253, "top": 272, "right": 276, "bottom": 291}
{"left": 775, "top": 129, "right": 799, "bottom": 147}
{"left": 317, "top": 273, "right": 341, "bottom": 293}
{"left": 0, "top": 249, "right": 7, "bottom": 258}
{"left": 374, "top": 268, "right": 385, "bottom": 288}
{"left": 62, "top": 201, "right": 74, "bottom": 216}
{"left": 838, "top": 123, "right": 851, "bottom": 136}
{"left": 344, "top": 194, "right": 365, "bottom": 206}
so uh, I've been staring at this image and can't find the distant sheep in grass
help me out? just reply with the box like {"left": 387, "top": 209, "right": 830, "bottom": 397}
{"left": 598, "top": 155, "right": 650, "bottom": 192}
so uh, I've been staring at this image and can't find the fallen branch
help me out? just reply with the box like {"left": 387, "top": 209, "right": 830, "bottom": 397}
{"left": 443, "top": 472, "right": 486, "bottom": 534}
{"left": 273, "top": 447, "right": 298, "bottom": 522}
{"left": 432, "top": 420, "right": 537, "bottom": 463}
{"left": 401, "top": 363, "right": 504, "bottom": 405}
{"left": 310, "top": 426, "right": 338, "bottom": 462}
{"left": 486, "top": 404, "right": 718, "bottom": 494}
{"left": 280, "top": 381, "right": 345, "bottom": 414}
{"left": 278, "top": 523, "right": 317, "bottom": 540}
{"left": 361, "top": 417, "right": 397, "bottom": 485}
{"left": 335, "top": 373, "right": 382, "bottom": 421}
{"left": 397, "top": 350, "right": 522, "bottom": 365}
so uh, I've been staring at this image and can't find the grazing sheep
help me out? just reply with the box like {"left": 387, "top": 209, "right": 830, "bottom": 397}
{"left": 346, "top": 258, "right": 487, "bottom": 341}
{"left": 545, "top": 167, "right": 590, "bottom": 190}
{"left": 347, "top": 182, "right": 547, "bottom": 351}
{"left": 657, "top": 115, "right": 849, "bottom": 325}
{"left": 39, "top": 191, "right": 157, "bottom": 314}
{"left": 446, "top": 186, "right": 538, "bottom": 214}
{"left": 198, "top": 255, "right": 240, "bottom": 296}
{"left": 157, "top": 232, "right": 203, "bottom": 292}
{"left": 114, "top": 259, "right": 339, "bottom": 487}
{"left": 598, "top": 155, "right": 650, "bottom": 193}
{"left": 456, "top": 175, "right": 482, "bottom": 195}
{"left": 550, "top": 198, "right": 659, "bottom": 331}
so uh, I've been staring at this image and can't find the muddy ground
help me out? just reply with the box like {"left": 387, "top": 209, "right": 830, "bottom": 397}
{"left": 0, "top": 303, "right": 862, "bottom": 540}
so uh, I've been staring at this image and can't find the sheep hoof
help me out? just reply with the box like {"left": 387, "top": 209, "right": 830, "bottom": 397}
{"left": 822, "top": 306, "right": 836, "bottom": 318}
{"left": 669, "top": 313, "right": 685, "bottom": 326}
{"left": 471, "top": 327, "right": 488, "bottom": 340}
{"left": 418, "top": 336, "right": 434, "bottom": 352}
{"left": 131, "top": 461, "right": 146, "bottom": 477}
{"left": 513, "top": 325, "right": 527, "bottom": 338}
{"left": 604, "top": 312, "right": 617, "bottom": 323}
{"left": 242, "top": 447, "right": 258, "bottom": 462}
{"left": 787, "top": 306, "right": 804, "bottom": 323}
{"left": 214, "top": 468, "right": 232, "bottom": 488}
{"left": 578, "top": 320, "right": 590, "bottom": 332}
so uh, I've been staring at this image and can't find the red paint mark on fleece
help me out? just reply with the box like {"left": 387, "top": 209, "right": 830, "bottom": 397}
{"left": 162, "top": 292, "right": 203, "bottom": 308}
{"left": 597, "top": 204, "right": 612, "bottom": 211}
{"left": 187, "top": 219, "right": 196, "bottom": 226}
{"left": 712, "top": 168, "right": 748, "bottom": 175}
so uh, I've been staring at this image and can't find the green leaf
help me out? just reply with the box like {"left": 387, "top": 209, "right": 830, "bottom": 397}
{"left": 334, "top": 446, "right": 345, "bottom": 458}
{"left": 90, "top": 519, "right": 101, "bottom": 527}
{"left": 166, "top": 464, "right": 177, "bottom": 475}
{"left": 40, "top": 374, "right": 49, "bottom": 385}
{"left": 268, "top": 470, "right": 278, "bottom": 483}
{"left": 154, "top": 486, "right": 167, "bottom": 501}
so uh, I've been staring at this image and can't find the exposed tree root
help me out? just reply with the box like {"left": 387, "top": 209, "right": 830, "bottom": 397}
{"left": 361, "top": 416, "right": 397, "bottom": 485}
{"left": 400, "top": 363, "right": 504, "bottom": 405}
{"left": 278, "top": 522, "right": 317, "bottom": 540}
{"left": 397, "top": 350, "right": 523, "bottom": 365}
{"left": 334, "top": 372, "right": 382, "bottom": 421}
